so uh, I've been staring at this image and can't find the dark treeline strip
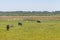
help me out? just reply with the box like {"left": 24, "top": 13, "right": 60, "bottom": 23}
{"left": 0, "top": 11, "right": 60, "bottom": 16}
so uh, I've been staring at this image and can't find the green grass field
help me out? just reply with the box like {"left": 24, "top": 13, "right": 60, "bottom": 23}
{"left": 0, "top": 20, "right": 60, "bottom": 40}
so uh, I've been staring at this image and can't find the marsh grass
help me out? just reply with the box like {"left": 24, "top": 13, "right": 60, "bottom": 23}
{"left": 0, "top": 20, "right": 60, "bottom": 40}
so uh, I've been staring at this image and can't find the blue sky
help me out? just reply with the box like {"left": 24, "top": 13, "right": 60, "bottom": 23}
{"left": 0, "top": 0, "right": 60, "bottom": 11}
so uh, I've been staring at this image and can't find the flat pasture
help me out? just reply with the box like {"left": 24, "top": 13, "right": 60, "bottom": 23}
{"left": 0, "top": 16, "right": 60, "bottom": 40}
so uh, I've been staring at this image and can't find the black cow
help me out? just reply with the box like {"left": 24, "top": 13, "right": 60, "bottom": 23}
{"left": 6, "top": 25, "right": 10, "bottom": 31}
{"left": 18, "top": 22, "right": 22, "bottom": 26}
{"left": 36, "top": 20, "right": 41, "bottom": 23}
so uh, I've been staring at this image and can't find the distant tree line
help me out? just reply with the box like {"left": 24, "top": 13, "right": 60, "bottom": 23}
{"left": 0, "top": 11, "right": 60, "bottom": 16}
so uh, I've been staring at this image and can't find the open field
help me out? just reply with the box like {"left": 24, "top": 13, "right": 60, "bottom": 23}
{"left": 0, "top": 16, "right": 60, "bottom": 20}
{"left": 0, "top": 16, "right": 60, "bottom": 40}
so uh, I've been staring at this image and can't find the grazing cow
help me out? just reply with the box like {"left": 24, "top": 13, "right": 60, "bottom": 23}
{"left": 6, "top": 25, "right": 10, "bottom": 31}
{"left": 18, "top": 22, "right": 22, "bottom": 26}
{"left": 37, "top": 20, "right": 41, "bottom": 23}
